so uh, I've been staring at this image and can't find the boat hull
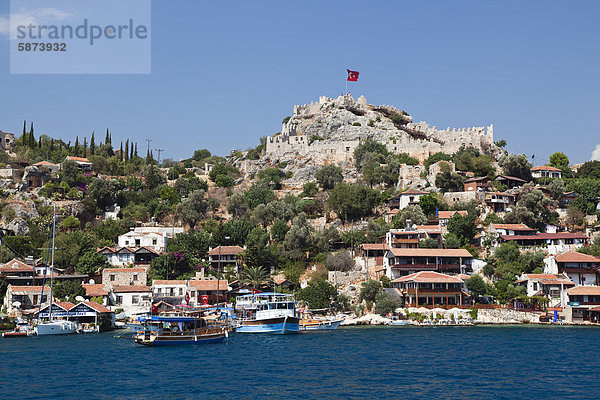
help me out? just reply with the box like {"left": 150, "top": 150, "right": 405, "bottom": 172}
{"left": 135, "top": 332, "right": 226, "bottom": 346}
{"left": 35, "top": 321, "right": 77, "bottom": 336}
{"left": 299, "top": 318, "right": 344, "bottom": 331}
{"left": 236, "top": 316, "right": 300, "bottom": 334}
{"left": 2, "top": 331, "right": 29, "bottom": 337}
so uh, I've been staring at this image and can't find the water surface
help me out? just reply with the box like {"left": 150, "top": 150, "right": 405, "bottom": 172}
{"left": 1, "top": 325, "right": 598, "bottom": 399}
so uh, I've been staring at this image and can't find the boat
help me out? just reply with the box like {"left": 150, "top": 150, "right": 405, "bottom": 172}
{"left": 234, "top": 292, "right": 299, "bottom": 334}
{"left": 34, "top": 204, "right": 77, "bottom": 336}
{"left": 2, "top": 320, "right": 34, "bottom": 337}
{"left": 297, "top": 310, "right": 344, "bottom": 331}
{"left": 385, "top": 316, "right": 409, "bottom": 326}
{"left": 134, "top": 312, "right": 227, "bottom": 346}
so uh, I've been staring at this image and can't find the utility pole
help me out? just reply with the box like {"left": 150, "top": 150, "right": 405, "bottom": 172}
{"left": 155, "top": 148, "right": 164, "bottom": 164}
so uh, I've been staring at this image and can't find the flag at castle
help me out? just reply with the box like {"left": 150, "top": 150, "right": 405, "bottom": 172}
{"left": 347, "top": 69, "right": 359, "bottom": 81}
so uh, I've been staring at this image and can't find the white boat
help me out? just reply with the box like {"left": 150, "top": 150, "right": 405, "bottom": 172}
{"left": 34, "top": 204, "right": 77, "bottom": 336}
{"left": 35, "top": 320, "right": 77, "bottom": 335}
{"left": 234, "top": 293, "right": 299, "bottom": 334}
{"left": 300, "top": 317, "right": 344, "bottom": 331}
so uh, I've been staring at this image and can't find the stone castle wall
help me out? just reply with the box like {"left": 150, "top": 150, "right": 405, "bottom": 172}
{"left": 266, "top": 95, "right": 495, "bottom": 164}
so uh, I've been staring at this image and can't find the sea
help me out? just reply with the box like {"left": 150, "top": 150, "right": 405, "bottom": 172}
{"left": 1, "top": 325, "right": 599, "bottom": 399}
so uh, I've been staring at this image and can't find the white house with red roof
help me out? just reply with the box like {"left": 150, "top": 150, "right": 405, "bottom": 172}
{"left": 437, "top": 210, "right": 468, "bottom": 227}
{"left": 109, "top": 285, "right": 152, "bottom": 317}
{"left": 515, "top": 273, "right": 574, "bottom": 306}
{"left": 208, "top": 245, "right": 244, "bottom": 272}
{"left": 391, "top": 271, "right": 466, "bottom": 306}
{"left": 544, "top": 252, "right": 600, "bottom": 286}
{"left": 117, "top": 226, "right": 183, "bottom": 252}
{"left": 384, "top": 248, "right": 473, "bottom": 280}
{"left": 498, "top": 232, "right": 589, "bottom": 254}
{"left": 102, "top": 267, "right": 148, "bottom": 288}
{"left": 531, "top": 165, "right": 562, "bottom": 179}
{"left": 3, "top": 285, "right": 50, "bottom": 315}
{"left": 63, "top": 155, "right": 92, "bottom": 170}
{"left": 389, "top": 188, "right": 428, "bottom": 210}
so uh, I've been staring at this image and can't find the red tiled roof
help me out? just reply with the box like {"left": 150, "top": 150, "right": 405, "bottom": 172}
{"left": 8, "top": 285, "right": 50, "bottom": 292}
{"left": 65, "top": 156, "right": 90, "bottom": 163}
{"left": 81, "top": 301, "right": 112, "bottom": 313}
{"left": 491, "top": 224, "right": 533, "bottom": 231}
{"left": 416, "top": 225, "right": 441, "bottom": 231}
{"left": 495, "top": 175, "right": 528, "bottom": 183}
{"left": 521, "top": 274, "right": 574, "bottom": 286}
{"left": 554, "top": 252, "right": 600, "bottom": 263}
{"left": 392, "top": 271, "right": 463, "bottom": 284}
{"left": 500, "top": 233, "right": 588, "bottom": 241}
{"left": 0, "top": 258, "right": 35, "bottom": 272}
{"left": 33, "top": 161, "right": 59, "bottom": 167}
{"left": 464, "top": 176, "right": 491, "bottom": 183}
{"left": 189, "top": 280, "right": 229, "bottom": 290}
{"left": 567, "top": 286, "right": 600, "bottom": 296}
{"left": 361, "top": 243, "right": 389, "bottom": 251}
{"left": 112, "top": 285, "right": 152, "bottom": 293}
{"left": 401, "top": 188, "right": 428, "bottom": 195}
{"left": 54, "top": 301, "right": 76, "bottom": 310}
{"left": 388, "top": 248, "right": 473, "bottom": 258}
{"left": 208, "top": 246, "right": 244, "bottom": 256}
{"left": 438, "top": 210, "right": 467, "bottom": 219}
{"left": 532, "top": 166, "right": 561, "bottom": 172}
{"left": 83, "top": 284, "right": 108, "bottom": 297}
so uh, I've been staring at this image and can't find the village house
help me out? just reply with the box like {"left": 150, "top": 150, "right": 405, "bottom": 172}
{"left": 497, "top": 232, "right": 589, "bottom": 254}
{"left": 388, "top": 188, "right": 428, "bottom": 210}
{"left": 384, "top": 248, "right": 473, "bottom": 280}
{"left": 97, "top": 246, "right": 160, "bottom": 266}
{"left": 415, "top": 225, "right": 443, "bottom": 244}
{"left": 566, "top": 286, "right": 600, "bottom": 323}
{"left": 385, "top": 230, "right": 420, "bottom": 249}
{"left": 3, "top": 285, "right": 50, "bottom": 315}
{"left": 483, "top": 223, "right": 536, "bottom": 247}
{"left": 117, "top": 226, "right": 183, "bottom": 252}
{"left": 152, "top": 280, "right": 189, "bottom": 304}
{"left": 188, "top": 279, "right": 229, "bottom": 306}
{"left": 34, "top": 301, "right": 114, "bottom": 331}
{"left": 483, "top": 192, "right": 516, "bottom": 213}
{"left": 463, "top": 176, "right": 491, "bottom": 192}
{"left": 357, "top": 243, "right": 389, "bottom": 277}
{"left": 0, "top": 258, "right": 35, "bottom": 286}
{"left": 437, "top": 210, "right": 468, "bottom": 227}
{"left": 83, "top": 284, "right": 109, "bottom": 305}
{"left": 108, "top": 285, "right": 152, "bottom": 317}
{"left": 32, "top": 160, "right": 60, "bottom": 174}
{"left": 63, "top": 155, "right": 93, "bottom": 171}
{"left": 515, "top": 273, "right": 574, "bottom": 307}
{"left": 494, "top": 175, "right": 528, "bottom": 188}
{"left": 102, "top": 267, "right": 148, "bottom": 289}
{"left": 545, "top": 252, "right": 600, "bottom": 286}
{"left": 531, "top": 166, "right": 562, "bottom": 180}
{"left": 208, "top": 245, "right": 244, "bottom": 272}
{"left": 391, "top": 271, "right": 466, "bottom": 307}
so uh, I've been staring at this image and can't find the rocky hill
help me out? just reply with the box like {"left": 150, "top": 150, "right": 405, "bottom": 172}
{"left": 235, "top": 94, "right": 501, "bottom": 186}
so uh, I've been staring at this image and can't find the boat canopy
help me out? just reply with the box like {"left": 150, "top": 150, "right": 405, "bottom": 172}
{"left": 138, "top": 315, "right": 198, "bottom": 323}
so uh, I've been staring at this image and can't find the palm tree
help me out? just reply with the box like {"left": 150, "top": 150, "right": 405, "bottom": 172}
{"left": 243, "top": 265, "right": 269, "bottom": 293}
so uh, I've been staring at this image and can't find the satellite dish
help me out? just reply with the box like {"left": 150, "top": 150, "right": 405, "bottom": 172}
{"left": 12, "top": 301, "right": 21, "bottom": 308}
{"left": 75, "top": 296, "right": 85, "bottom": 302}
{"left": 89, "top": 278, "right": 95, "bottom": 284}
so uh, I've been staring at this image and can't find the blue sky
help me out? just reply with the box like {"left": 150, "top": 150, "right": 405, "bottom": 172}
{"left": 0, "top": 0, "right": 599, "bottom": 163}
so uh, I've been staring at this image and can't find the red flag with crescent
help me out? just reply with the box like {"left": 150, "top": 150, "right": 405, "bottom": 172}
{"left": 347, "top": 69, "right": 359, "bottom": 81}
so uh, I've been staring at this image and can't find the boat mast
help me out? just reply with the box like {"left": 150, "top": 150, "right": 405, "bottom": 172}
{"left": 49, "top": 203, "right": 56, "bottom": 322}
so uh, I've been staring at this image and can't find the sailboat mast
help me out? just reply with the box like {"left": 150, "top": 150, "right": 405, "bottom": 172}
{"left": 49, "top": 203, "right": 56, "bottom": 322}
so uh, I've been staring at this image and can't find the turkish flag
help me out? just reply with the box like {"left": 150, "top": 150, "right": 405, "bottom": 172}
{"left": 201, "top": 295, "right": 209, "bottom": 305}
{"left": 347, "top": 69, "right": 359, "bottom": 81}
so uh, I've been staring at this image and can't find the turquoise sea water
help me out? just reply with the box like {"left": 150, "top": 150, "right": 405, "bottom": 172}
{"left": 1, "top": 325, "right": 599, "bottom": 399}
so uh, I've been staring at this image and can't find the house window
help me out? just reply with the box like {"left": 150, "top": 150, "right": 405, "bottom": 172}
{"left": 179, "top": 288, "right": 183, "bottom": 296}
{"left": 33, "top": 295, "right": 38, "bottom": 304}
{"left": 110, "top": 274, "right": 115, "bottom": 282}
{"left": 191, "top": 291, "right": 196, "bottom": 297}
{"left": 152, "top": 239, "right": 157, "bottom": 245}
{"left": 157, "top": 288, "right": 162, "bottom": 294}
{"left": 125, "top": 240, "right": 129, "bottom": 245}
{"left": 533, "top": 282, "right": 538, "bottom": 291}
{"left": 135, "top": 239, "right": 141, "bottom": 246}
{"left": 132, "top": 295, "right": 139, "bottom": 304}
{"left": 116, "top": 296, "right": 123, "bottom": 305}
{"left": 133, "top": 274, "right": 138, "bottom": 281}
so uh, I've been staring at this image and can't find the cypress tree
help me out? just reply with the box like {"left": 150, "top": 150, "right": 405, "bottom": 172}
{"left": 105, "top": 129, "right": 110, "bottom": 145}
{"left": 134, "top": 143, "right": 138, "bottom": 157}
{"left": 50, "top": 138, "right": 54, "bottom": 152}
{"left": 120, "top": 141, "right": 123, "bottom": 160}
{"left": 90, "top": 131, "right": 96, "bottom": 155}
{"left": 29, "top": 122, "right": 35, "bottom": 148}
{"left": 74, "top": 136, "right": 80, "bottom": 156}
{"left": 38, "top": 137, "right": 42, "bottom": 148}
{"left": 130, "top": 142, "right": 134, "bottom": 160}
{"left": 22, "top": 120, "right": 27, "bottom": 146}
{"left": 125, "top": 140, "right": 129, "bottom": 162}
{"left": 83, "top": 137, "right": 88, "bottom": 158}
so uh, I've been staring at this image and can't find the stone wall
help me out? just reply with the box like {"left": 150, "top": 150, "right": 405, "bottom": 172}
{"left": 267, "top": 94, "right": 496, "bottom": 165}
{"left": 477, "top": 308, "right": 542, "bottom": 324}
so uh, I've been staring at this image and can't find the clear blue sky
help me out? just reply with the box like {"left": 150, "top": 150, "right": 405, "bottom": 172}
{"left": 1, "top": 0, "right": 599, "bottom": 163}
